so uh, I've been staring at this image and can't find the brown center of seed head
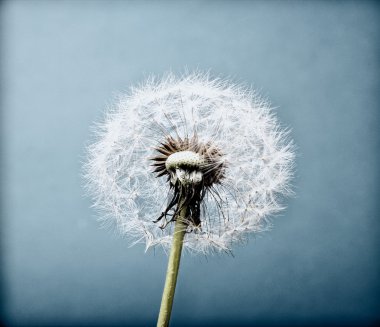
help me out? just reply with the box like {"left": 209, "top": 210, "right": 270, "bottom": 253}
{"left": 150, "top": 135, "right": 226, "bottom": 229}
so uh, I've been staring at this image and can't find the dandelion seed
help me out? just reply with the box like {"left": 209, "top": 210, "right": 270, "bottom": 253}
{"left": 83, "top": 72, "right": 295, "bottom": 326}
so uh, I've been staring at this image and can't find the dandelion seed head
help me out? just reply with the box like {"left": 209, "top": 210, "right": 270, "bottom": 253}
{"left": 84, "top": 72, "right": 295, "bottom": 254}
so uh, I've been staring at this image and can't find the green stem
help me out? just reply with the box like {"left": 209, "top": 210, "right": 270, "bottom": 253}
{"left": 157, "top": 203, "right": 188, "bottom": 327}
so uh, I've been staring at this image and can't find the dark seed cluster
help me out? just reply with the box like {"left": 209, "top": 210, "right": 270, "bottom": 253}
{"left": 151, "top": 135, "right": 226, "bottom": 230}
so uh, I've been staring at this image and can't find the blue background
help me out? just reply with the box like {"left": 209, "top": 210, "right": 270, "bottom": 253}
{"left": 1, "top": 1, "right": 379, "bottom": 326}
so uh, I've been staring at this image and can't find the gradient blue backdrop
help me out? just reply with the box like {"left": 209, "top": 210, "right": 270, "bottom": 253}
{"left": 1, "top": 1, "right": 379, "bottom": 326}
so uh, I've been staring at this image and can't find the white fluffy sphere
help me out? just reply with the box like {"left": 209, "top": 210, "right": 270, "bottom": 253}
{"left": 84, "top": 73, "right": 295, "bottom": 254}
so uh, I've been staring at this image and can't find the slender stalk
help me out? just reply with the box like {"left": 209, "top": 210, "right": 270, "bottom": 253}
{"left": 157, "top": 203, "right": 188, "bottom": 327}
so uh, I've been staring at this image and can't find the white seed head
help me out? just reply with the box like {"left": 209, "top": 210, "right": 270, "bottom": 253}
{"left": 165, "top": 150, "right": 204, "bottom": 171}
{"left": 83, "top": 72, "right": 295, "bottom": 254}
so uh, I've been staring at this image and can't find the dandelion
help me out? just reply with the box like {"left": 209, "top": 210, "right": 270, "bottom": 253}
{"left": 84, "top": 72, "right": 295, "bottom": 326}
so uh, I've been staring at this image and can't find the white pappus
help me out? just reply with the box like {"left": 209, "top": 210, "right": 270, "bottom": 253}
{"left": 83, "top": 72, "right": 295, "bottom": 254}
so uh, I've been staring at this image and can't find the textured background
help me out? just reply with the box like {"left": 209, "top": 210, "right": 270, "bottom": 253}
{"left": 1, "top": 1, "right": 379, "bottom": 326}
